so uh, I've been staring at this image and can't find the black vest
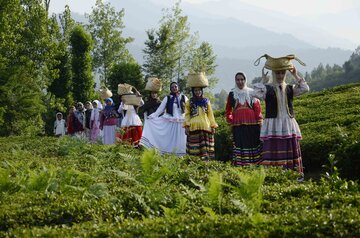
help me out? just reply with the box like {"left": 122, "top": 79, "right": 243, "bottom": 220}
{"left": 265, "top": 85, "right": 294, "bottom": 118}
{"left": 166, "top": 94, "right": 185, "bottom": 116}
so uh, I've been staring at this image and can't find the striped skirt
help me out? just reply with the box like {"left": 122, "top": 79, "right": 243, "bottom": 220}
{"left": 186, "top": 130, "right": 215, "bottom": 160}
{"left": 260, "top": 137, "right": 303, "bottom": 174}
{"left": 232, "top": 125, "right": 262, "bottom": 166}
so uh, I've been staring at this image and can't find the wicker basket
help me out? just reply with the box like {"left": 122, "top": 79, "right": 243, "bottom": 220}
{"left": 254, "top": 54, "right": 306, "bottom": 71}
{"left": 145, "top": 77, "right": 162, "bottom": 92}
{"left": 122, "top": 94, "right": 142, "bottom": 106}
{"left": 117, "top": 83, "right": 133, "bottom": 95}
{"left": 99, "top": 87, "right": 113, "bottom": 99}
{"left": 187, "top": 72, "right": 208, "bottom": 88}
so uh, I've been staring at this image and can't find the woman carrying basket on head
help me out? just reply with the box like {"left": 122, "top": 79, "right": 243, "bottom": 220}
{"left": 117, "top": 83, "right": 144, "bottom": 147}
{"left": 184, "top": 72, "right": 218, "bottom": 160}
{"left": 253, "top": 54, "right": 310, "bottom": 181}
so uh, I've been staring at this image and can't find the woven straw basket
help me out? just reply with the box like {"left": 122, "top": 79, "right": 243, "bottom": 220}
{"left": 99, "top": 87, "right": 113, "bottom": 99}
{"left": 117, "top": 83, "right": 133, "bottom": 95}
{"left": 145, "top": 77, "right": 162, "bottom": 92}
{"left": 121, "top": 94, "right": 142, "bottom": 106}
{"left": 187, "top": 72, "right": 208, "bottom": 88}
{"left": 254, "top": 54, "right": 306, "bottom": 71}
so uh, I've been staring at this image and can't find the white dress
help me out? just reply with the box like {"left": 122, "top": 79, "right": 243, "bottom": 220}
{"left": 140, "top": 94, "right": 188, "bottom": 155}
{"left": 54, "top": 119, "right": 66, "bottom": 136}
{"left": 118, "top": 102, "right": 143, "bottom": 127}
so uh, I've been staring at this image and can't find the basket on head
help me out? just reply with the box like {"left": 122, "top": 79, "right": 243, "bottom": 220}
{"left": 121, "top": 94, "right": 142, "bottom": 106}
{"left": 186, "top": 71, "right": 208, "bottom": 88}
{"left": 254, "top": 54, "right": 306, "bottom": 71}
{"left": 99, "top": 87, "right": 113, "bottom": 99}
{"left": 145, "top": 77, "right": 162, "bottom": 92}
{"left": 117, "top": 83, "right": 133, "bottom": 95}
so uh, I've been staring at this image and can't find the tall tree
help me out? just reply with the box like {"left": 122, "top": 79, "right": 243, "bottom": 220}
{"left": 70, "top": 24, "right": 95, "bottom": 103}
{"left": 190, "top": 41, "right": 218, "bottom": 90}
{"left": 48, "top": 5, "right": 75, "bottom": 109}
{"left": 143, "top": 1, "right": 197, "bottom": 91}
{"left": 0, "top": 0, "right": 58, "bottom": 135}
{"left": 86, "top": 0, "right": 134, "bottom": 84}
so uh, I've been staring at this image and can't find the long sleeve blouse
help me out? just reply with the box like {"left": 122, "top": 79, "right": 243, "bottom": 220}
{"left": 118, "top": 102, "right": 143, "bottom": 127}
{"left": 184, "top": 100, "right": 218, "bottom": 132}
{"left": 149, "top": 94, "right": 188, "bottom": 122}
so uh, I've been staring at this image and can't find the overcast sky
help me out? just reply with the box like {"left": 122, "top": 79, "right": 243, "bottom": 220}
{"left": 49, "top": 0, "right": 360, "bottom": 50}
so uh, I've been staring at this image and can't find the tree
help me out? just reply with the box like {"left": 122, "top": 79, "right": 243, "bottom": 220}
{"left": 190, "top": 41, "right": 218, "bottom": 90}
{"left": 86, "top": 0, "right": 134, "bottom": 84}
{"left": 70, "top": 24, "right": 95, "bottom": 103}
{"left": 107, "top": 62, "right": 144, "bottom": 105}
{"left": 48, "top": 5, "right": 75, "bottom": 109}
{"left": 143, "top": 1, "right": 197, "bottom": 91}
{"left": 213, "top": 89, "right": 228, "bottom": 110}
{"left": 0, "top": 0, "right": 58, "bottom": 135}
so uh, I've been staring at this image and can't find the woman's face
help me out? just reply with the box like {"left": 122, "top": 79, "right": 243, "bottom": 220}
{"left": 193, "top": 88, "right": 202, "bottom": 98}
{"left": 235, "top": 74, "right": 246, "bottom": 89}
{"left": 92, "top": 102, "right": 97, "bottom": 108}
{"left": 170, "top": 83, "right": 179, "bottom": 94}
{"left": 274, "top": 70, "right": 286, "bottom": 83}
{"left": 105, "top": 100, "right": 112, "bottom": 106}
{"left": 150, "top": 92, "right": 158, "bottom": 99}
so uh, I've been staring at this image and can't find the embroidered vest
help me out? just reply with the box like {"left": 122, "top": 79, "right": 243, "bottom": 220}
{"left": 166, "top": 94, "right": 185, "bottom": 116}
{"left": 265, "top": 85, "right": 294, "bottom": 118}
{"left": 190, "top": 98, "right": 208, "bottom": 117}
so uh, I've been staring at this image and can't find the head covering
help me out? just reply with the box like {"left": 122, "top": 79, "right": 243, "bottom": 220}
{"left": 56, "top": 112, "right": 63, "bottom": 119}
{"left": 92, "top": 100, "right": 103, "bottom": 110}
{"left": 85, "top": 101, "right": 93, "bottom": 109}
{"left": 169, "top": 82, "right": 181, "bottom": 108}
{"left": 103, "top": 98, "right": 116, "bottom": 118}
{"left": 191, "top": 87, "right": 208, "bottom": 107}
{"left": 231, "top": 71, "right": 256, "bottom": 108}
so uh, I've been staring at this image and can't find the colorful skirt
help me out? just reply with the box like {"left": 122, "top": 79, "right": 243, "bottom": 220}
{"left": 232, "top": 125, "right": 262, "bottom": 166}
{"left": 121, "top": 126, "right": 143, "bottom": 146}
{"left": 186, "top": 130, "right": 215, "bottom": 160}
{"left": 260, "top": 137, "right": 303, "bottom": 174}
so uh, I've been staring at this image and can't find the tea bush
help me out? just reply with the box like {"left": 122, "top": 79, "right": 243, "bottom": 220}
{"left": 0, "top": 136, "right": 359, "bottom": 237}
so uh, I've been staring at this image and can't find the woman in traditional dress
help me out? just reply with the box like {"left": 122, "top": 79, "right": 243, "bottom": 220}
{"left": 118, "top": 92, "right": 144, "bottom": 147}
{"left": 184, "top": 87, "right": 218, "bottom": 160}
{"left": 99, "top": 98, "right": 118, "bottom": 145}
{"left": 144, "top": 82, "right": 188, "bottom": 155}
{"left": 225, "top": 72, "right": 263, "bottom": 166}
{"left": 253, "top": 55, "right": 309, "bottom": 180}
{"left": 90, "top": 100, "right": 103, "bottom": 143}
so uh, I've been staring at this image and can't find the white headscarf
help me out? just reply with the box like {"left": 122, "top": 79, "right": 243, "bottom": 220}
{"left": 90, "top": 100, "right": 103, "bottom": 126}
{"left": 230, "top": 72, "right": 256, "bottom": 107}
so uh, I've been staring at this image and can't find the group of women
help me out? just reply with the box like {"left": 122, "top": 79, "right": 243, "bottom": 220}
{"left": 58, "top": 54, "right": 309, "bottom": 179}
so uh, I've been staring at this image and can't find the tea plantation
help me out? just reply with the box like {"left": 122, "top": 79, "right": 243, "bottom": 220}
{"left": 0, "top": 135, "right": 359, "bottom": 237}
{"left": 1, "top": 83, "right": 360, "bottom": 237}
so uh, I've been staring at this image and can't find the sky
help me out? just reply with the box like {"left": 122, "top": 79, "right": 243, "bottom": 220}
{"left": 48, "top": 0, "right": 360, "bottom": 50}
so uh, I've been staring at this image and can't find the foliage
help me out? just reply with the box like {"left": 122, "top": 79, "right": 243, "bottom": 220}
{"left": 70, "top": 24, "right": 95, "bottom": 103}
{"left": 0, "top": 0, "right": 58, "bottom": 136}
{"left": 142, "top": 1, "right": 197, "bottom": 92}
{"left": 107, "top": 61, "right": 144, "bottom": 105}
{"left": 0, "top": 136, "right": 359, "bottom": 237}
{"left": 86, "top": 0, "right": 134, "bottom": 84}
{"left": 306, "top": 46, "right": 360, "bottom": 91}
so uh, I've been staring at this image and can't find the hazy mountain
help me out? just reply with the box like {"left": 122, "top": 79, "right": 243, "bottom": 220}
{"left": 68, "top": 0, "right": 354, "bottom": 92}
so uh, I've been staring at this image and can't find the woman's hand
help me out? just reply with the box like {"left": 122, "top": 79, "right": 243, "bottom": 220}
{"left": 290, "top": 66, "right": 302, "bottom": 81}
